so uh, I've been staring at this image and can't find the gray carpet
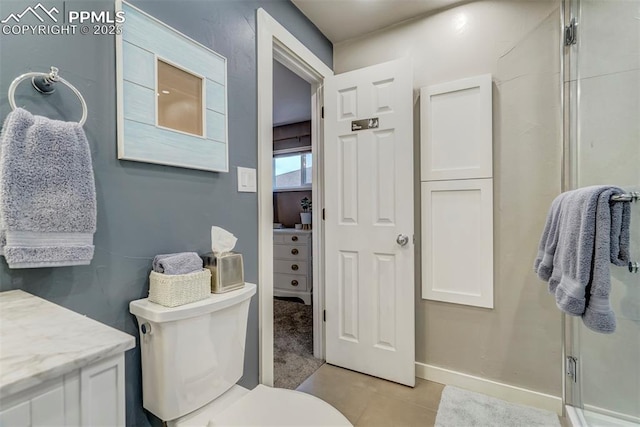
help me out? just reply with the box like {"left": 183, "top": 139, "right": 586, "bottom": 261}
{"left": 273, "top": 298, "right": 324, "bottom": 390}
{"left": 435, "top": 386, "right": 561, "bottom": 427}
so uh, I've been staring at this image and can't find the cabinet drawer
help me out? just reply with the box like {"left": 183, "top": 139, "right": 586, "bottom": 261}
{"left": 274, "top": 244, "right": 309, "bottom": 260}
{"left": 273, "top": 233, "right": 310, "bottom": 244}
{"left": 274, "top": 273, "right": 308, "bottom": 291}
{"left": 274, "top": 260, "right": 308, "bottom": 275}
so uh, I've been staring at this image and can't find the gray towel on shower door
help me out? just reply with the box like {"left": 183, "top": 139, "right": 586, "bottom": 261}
{"left": 534, "top": 192, "right": 567, "bottom": 283}
{"left": 534, "top": 186, "right": 631, "bottom": 333}
{"left": 0, "top": 108, "right": 96, "bottom": 268}
{"left": 582, "top": 187, "right": 630, "bottom": 333}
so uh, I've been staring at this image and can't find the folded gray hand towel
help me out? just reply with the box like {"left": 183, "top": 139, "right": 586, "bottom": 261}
{"left": 534, "top": 186, "right": 631, "bottom": 334}
{"left": 0, "top": 108, "right": 96, "bottom": 268}
{"left": 152, "top": 252, "right": 203, "bottom": 275}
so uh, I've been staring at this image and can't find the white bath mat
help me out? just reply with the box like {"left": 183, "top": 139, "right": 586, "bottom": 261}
{"left": 435, "top": 386, "right": 560, "bottom": 427}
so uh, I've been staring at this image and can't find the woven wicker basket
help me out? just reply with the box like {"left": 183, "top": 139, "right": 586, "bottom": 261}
{"left": 148, "top": 269, "right": 211, "bottom": 307}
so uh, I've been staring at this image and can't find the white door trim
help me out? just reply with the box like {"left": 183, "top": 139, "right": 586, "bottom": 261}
{"left": 256, "top": 8, "right": 333, "bottom": 386}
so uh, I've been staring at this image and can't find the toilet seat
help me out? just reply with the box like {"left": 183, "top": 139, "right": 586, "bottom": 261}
{"left": 208, "top": 385, "right": 352, "bottom": 426}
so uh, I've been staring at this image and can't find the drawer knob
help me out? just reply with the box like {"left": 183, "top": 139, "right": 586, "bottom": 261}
{"left": 291, "top": 248, "right": 299, "bottom": 255}
{"left": 292, "top": 236, "right": 298, "bottom": 241}
{"left": 291, "top": 280, "right": 299, "bottom": 287}
{"left": 291, "top": 264, "right": 299, "bottom": 271}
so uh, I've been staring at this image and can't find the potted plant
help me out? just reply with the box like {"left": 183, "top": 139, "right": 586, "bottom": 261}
{"left": 300, "top": 197, "right": 312, "bottom": 229}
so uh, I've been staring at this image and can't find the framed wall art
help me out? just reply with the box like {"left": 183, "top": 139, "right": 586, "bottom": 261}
{"left": 116, "top": 0, "right": 228, "bottom": 172}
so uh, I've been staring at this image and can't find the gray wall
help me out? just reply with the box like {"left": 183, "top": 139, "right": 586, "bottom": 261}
{"left": 0, "top": 1, "right": 331, "bottom": 425}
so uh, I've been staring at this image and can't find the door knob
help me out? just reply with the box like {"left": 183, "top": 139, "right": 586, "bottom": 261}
{"left": 396, "top": 234, "right": 409, "bottom": 247}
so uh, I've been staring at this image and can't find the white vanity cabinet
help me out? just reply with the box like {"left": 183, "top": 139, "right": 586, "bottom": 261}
{"left": 0, "top": 355, "right": 125, "bottom": 426}
{"left": 0, "top": 290, "right": 135, "bottom": 427}
{"left": 274, "top": 229, "right": 312, "bottom": 304}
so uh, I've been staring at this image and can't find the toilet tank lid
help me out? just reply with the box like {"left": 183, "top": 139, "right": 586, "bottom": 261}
{"left": 129, "top": 283, "right": 256, "bottom": 323}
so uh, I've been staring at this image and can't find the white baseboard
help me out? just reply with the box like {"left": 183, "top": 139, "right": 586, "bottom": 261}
{"left": 415, "top": 362, "right": 563, "bottom": 415}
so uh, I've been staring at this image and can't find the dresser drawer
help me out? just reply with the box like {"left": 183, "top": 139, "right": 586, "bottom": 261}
{"left": 274, "top": 273, "right": 308, "bottom": 291}
{"left": 274, "top": 244, "right": 309, "bottom": 260}
{"left": 273, "top": 232, "right": 310, "bottom": 244}
{"left": 274, "top": 260, "right": 308, "bottom": 275}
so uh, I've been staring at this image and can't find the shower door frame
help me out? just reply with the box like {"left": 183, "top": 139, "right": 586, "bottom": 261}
{"left": 560, "top": 0, "right": 581, "bottom": 419}
{"left": 561, "top": 0, "right": 640, "bottom": 424}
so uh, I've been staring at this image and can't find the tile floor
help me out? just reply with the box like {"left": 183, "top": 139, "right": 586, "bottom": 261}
{"left": 297, "top": 364, "right": 569, "bottom": 427}
{"left": 297, "top": 364, "right": 442, "bottom": 426}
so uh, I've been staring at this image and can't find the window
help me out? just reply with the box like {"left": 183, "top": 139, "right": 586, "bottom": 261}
{"left": 273, "top": 151, "right": 312, "bottom": 191}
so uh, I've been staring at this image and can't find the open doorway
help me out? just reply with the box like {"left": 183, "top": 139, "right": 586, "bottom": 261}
{"left": 271, "top": 60, "right": 322, "bottom": 389}
{"left": 256, "top": 8, "right": 333, "bottom": 388}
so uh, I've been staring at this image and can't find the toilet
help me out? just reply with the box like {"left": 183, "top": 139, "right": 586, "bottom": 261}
{"left": 130, "top": 283, "right": 351, "bottom": 426}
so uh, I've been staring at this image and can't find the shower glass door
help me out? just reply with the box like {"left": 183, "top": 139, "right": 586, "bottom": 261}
{"left": 565, "top": 0, "right": 640, "bottom": 425}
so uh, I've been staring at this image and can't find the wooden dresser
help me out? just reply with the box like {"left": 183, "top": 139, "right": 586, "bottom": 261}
{"left": 273, "top": 229, "right": 312, "bottom": 305}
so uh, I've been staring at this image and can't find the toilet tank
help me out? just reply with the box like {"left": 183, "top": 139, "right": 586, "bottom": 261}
{"left": 130, "top": 283, "right": 256, "bottom": 422}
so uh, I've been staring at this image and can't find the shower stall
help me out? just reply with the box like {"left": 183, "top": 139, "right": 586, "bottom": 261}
{"left": 562, "top": 0, "right": 640, "bottom": 425}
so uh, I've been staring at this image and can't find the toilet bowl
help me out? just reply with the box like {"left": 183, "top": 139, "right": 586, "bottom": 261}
{"left": 130, "top": 283, "right": 351, "bottom": 426}
{"left": 171, "top": 384, "right": 351, "bottom": 427}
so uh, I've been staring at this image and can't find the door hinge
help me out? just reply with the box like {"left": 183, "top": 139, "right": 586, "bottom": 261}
{"left": 322, "top": 208, "right": 325, "bottom": 220}
{"left": 323, "top": 310, "right": 326, "bottom": 322}
{"left": 566, "top": 356, "right": 578, "bottom": 383}
{"left": 321, "top": 106, "right": 324, "bottom": 119}
{"left": 564, "top": 18, "right": 578, "bottom": 46}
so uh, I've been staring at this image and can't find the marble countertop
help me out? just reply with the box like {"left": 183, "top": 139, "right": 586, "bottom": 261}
{"left": 0, "top": 290, "right": 135, "bottom": 398}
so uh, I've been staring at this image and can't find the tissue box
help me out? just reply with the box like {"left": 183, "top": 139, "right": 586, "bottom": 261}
{"left": 148, "top": 269, "right": 211, "bottom": 307}
{"left": 202, "top": 252, "right": 244, "bottom": 294}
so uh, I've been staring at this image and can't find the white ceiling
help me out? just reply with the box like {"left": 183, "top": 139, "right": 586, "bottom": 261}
{"left": 292, "top": 0, "right": 463, "bottom": 43}
{"left": 273, "top": 1, "right": 467, "bottom": 125}
{"left": 273, "top": 60, "right": 312, "bottom": 127}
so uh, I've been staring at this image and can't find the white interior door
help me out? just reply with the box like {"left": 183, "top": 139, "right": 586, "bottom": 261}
{"left": 324, "top": 58, "right": 415, "bottom": 387}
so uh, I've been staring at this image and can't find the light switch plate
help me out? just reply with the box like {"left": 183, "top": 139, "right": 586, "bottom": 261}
{"left": 237, "top": 167, "right": 257, "bottom": 192}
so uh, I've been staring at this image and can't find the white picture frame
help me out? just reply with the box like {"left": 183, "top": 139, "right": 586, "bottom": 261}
{"left": 115, "top": 0, "right": 229, "bottom": 172}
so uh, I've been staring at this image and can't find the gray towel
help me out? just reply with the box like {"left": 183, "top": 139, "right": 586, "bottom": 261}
{"left": 533, "top": 193, "right": 566, "bottom": 283}
{"left": 534, "top": 186, "right": 631, "bottom": 333}
{"left": 152, "top": 252, "right": 203, "bottom": 275}
{"left": 0, "top": 108, "right": 96, "bottom": 268}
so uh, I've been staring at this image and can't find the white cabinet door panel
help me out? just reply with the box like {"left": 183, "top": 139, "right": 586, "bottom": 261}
{"left": 81, "top": 354, "right": 126, "bottom": 427}
{"left": 63, "top": 371, "right": 81, "bottom": 426}
{"left": 0, "top": 401, "right": 30, "bottom": 426}
{"left": 31, "top": 384, "right": 65, "bottom": 426}
{"left": 421, "top": 74, "right": 492, "bottom": 181}
{"left": 421, "top": 179, "right": 494, "bottom": 308}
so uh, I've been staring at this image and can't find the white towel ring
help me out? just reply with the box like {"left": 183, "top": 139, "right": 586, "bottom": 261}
{"left": 7, "top": 66, "right": 88, "bottom": 126}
